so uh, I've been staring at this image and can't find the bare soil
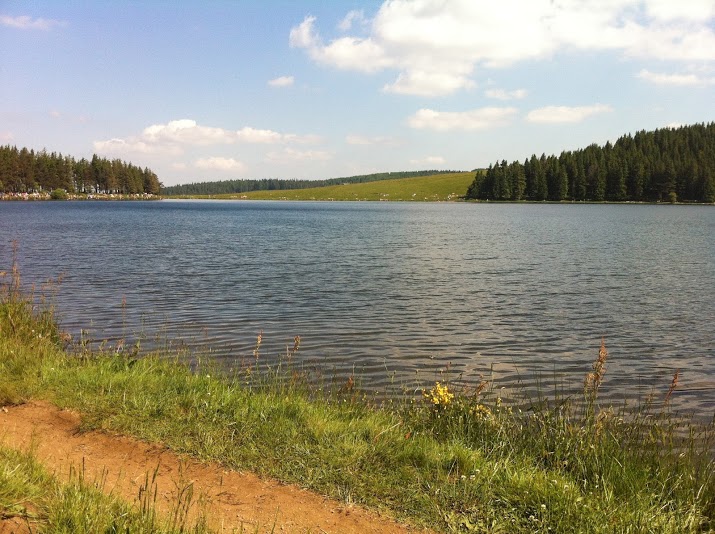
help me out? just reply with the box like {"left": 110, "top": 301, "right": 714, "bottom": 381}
{"left": 0, "top": 401, "right": 421, "bottom": 533}
{"left": 0, "top": 516, "right": 31, "bottom": 534}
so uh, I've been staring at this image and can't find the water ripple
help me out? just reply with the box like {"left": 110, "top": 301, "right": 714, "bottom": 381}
{"left": 2, "top": 200, "right": 714, "bottom": 418}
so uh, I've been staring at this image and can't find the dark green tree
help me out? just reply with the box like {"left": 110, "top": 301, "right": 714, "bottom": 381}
{"left": 465, "top": 122, "right": 715, "bottom": 203}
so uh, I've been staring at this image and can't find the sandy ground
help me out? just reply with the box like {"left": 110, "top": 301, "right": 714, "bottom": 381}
{"left": 0, "top": 401, "right": 421, "bottom": 533}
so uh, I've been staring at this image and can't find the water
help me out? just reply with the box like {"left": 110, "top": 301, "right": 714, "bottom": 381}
{"left": 2, "top": 200, "right": 714, "bottom": 417}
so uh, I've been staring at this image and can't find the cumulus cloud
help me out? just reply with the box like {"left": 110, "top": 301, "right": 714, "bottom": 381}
{"left": 194, "top": 157, "right": 246, "bottom": 172}
{"left": 289, "top": 15, "right": 320, "bottom": 49}
{"left": 644, "top": 0, "right": 715, "bottom": 21}
{"left": 408, "top": 107, "right": 518, "bottom": 131}
{"left": 290, "top": 15, "right": 393, "bottom": 73}
{"left": 384, "top": 68, "right": 476, "bottom": 96}
{"left": 235, "top": 126, "right": 295, "bottom": 143}
{"left": 142, "top": 119, "right": 234, "bottom": 145}
{"left": 290, "top": 1, "right": 715, "bottom": 96}
{"left": 485, "top": 88, "right": 528, "bottom": 100}
{"left": 526, "top": 104, "right": 613, "bottom": 123}
{"left": 410, "top": 156, "right": 446, "bottom": 165}
{"left": 268, "top": 75, "right": 294, "bottom": 87}
{"left": 624, "top": 25, "right": 715, "bottom": 61}
{"left": 338, "top": 10, "right": 367, "bottom": 31}
{"left": 317, "top": 37, "right": 393, "bottom": 73}
{"left": 93, "top": 137, "right": 182, "bottom": 156}
{"left": 94, "top": 119, "right": 318, "bottom": 156}
{"left": 0, "top": 14, "right": 65, "bottom": 30}
{"left": 637, "top": 69, "right": 715, "bottom": 86}
{"left": 266, "top": 147, "right": 331, "bottom": 163}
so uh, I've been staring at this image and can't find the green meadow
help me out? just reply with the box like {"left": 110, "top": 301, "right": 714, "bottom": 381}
{"left": 182, "top": 172, "right": 475, "bottom": 201}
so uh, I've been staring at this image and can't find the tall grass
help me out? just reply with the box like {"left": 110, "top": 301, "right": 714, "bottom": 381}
{"left": 0, "top": 445, "right": 212, "bottom": 533}
{"left": 0, "top": 243, "right": 63, "bottom": 405}
{"left": 2, "top": 262, "right": 715, "bottom": 532}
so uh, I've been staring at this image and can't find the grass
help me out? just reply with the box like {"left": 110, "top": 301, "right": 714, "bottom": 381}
{"left": 172, "top": 172, "right": 475, "bottom": 202}
{"left": 0, "top": 444, "right": 212, "bottom": 533}
{"left": 2, "top": 265, "right": 715, "bottom": 532}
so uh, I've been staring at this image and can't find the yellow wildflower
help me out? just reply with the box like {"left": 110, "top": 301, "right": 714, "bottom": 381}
{"left": 424, "top": 382, "right": 454, "bottom": 408}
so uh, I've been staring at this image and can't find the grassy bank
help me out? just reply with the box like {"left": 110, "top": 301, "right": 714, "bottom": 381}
{"left": 2, "top": 273, "right": 715, "bottom": 532}
{"left": 170, "top": 172, "right": 474, "bottom": 202}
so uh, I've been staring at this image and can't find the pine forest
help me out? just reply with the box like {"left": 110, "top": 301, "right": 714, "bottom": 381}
{"left": 0, "top": 147, "right": 161, "bottom": 196}
{"left": 466, "top": 122, "right": 715, "bottom": 203}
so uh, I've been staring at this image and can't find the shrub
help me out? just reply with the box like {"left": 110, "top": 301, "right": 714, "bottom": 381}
{"left": 50, "top": 188, "right": 68, "bottom": 200}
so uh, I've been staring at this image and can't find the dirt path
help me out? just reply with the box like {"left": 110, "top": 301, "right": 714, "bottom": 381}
{"left": 0, "top": 401, "right": 420, "bottom": 533}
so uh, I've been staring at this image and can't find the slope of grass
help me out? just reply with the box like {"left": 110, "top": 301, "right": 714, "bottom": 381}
{"left": 196, "top": 172, "right": 475, "bottom": 201}
{"left": 2, "top": 270, "right": 715, "bottom": 532}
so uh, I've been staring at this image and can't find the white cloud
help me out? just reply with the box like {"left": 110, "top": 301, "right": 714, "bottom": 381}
{"left": 345, "top": 134, "right": 400, "bottom": 146}
{"left": 94, "top": 119, "right": 318, "bottom": 157}
{"left": 408, "top": 107, "right": 518, "bottom": 131}
{"left": 485, "top": 88, "right": 528, "bottom": 100}
{"left": 266, "top": 147, "right": 331, "bottom": 163}
{"left": 290, "top": 15, "right": 393, "bottom": 73}
{"left": 526, "top": 104, "right": 613, "bottom": 123}
{"left": 235, "top": 126, "right": 291, "bottom": 143}
{"left": 268, "top": 75, "right": 294, "bottom": 87}
{"left": 624, "top": 25, "right": 715, "bottom": 61}
{"left": 637, "top": 68, "right": 715, "bottom": 86}
{"left": 410, "top": 156, "right": 446, "bottom": 165}
{"left": 194, "top": 157, "right": 246, "bottom": 172}
{"left": 171, "top": 163, "right": 188, "bottom": 170}
{"left": 142, "top": 119, "right": 233, "bottom": 145}
{"left": 291, "top": 1, "right": 715, "bottom": 96}
{"left": 93, "top": 137, "right": 182, "bottom": 156}
{"left": 338, "top": 10, "right": 367, "bottom": 31}
{"left": 49, "top": 110, "right": 62, "bottom": 119}
{"left": 289, "top": 15, "right": 320, "bottom": 49}
{"left": 383, "top": 68, "right": 476, "bottom": 96}
{"left": 0, "top": 14, "right": 65, "bottom": 30}
{"left": 317, "top": 36, "right": 393, "bottom": 73}
{"left": 644, "top": 0, "right": 715, "bottom": 21}
{"left": 0, "top": 132, "right": 14, "bottom": 142}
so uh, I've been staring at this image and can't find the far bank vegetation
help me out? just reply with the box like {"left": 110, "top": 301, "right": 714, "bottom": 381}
{"left": 0, "top": 146, "right": 161, "bottom": 196}
{"left": 467, "top": 122, "right": 715, "bottom": 203}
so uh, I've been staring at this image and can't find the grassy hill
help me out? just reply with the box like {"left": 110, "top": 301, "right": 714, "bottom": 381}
{"left": 183, "top": 171, "right": 475, "bottom": 201}
{"left": 161, "top": 170, "right": 460, "bottom": 196}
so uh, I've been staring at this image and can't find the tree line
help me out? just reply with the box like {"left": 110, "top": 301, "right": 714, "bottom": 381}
{"left": 0, "top": 145, "right": 161, "bottom": 195}
{"left": 466, "top": 123, "right": 715, "bottom": 203}
{"left": 162, "top": 170, "right": 459, "bottom": 196}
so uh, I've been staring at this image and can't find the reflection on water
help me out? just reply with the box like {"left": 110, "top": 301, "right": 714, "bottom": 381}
{"left": 2, "top": 200, "right": 714, "bottom": 417}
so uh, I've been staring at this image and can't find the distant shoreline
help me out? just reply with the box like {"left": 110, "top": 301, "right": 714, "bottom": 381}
{"left": 162, "top": 195, "right": 714, "bottom": 206}
{"left": 3, "top": 193, "right": 713, "bottom": 205}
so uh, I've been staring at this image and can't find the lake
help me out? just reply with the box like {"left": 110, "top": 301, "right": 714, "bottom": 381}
{"left": 2, "top": 200, "right": 714, "bottom": 417}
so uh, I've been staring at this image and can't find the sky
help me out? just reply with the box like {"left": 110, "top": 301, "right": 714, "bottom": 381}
{"left": 1, "top": 1, "right": 714, "bottom": 187}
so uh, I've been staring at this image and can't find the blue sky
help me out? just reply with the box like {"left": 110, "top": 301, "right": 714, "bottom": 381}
{"left": 1, "top": 1, "right": 714, "bottom": 187}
